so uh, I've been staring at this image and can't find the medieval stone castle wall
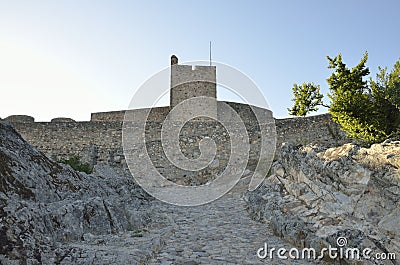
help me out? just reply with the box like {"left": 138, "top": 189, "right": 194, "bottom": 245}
{"left": 1, "top": 56, "right": 348, "bottom": 183}
{"left": 4, "top": 109, "right": 346, "bottom": 167}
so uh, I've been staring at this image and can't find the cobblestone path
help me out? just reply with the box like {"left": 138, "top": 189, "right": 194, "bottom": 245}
{"left": 147, "top": 179, "right": 324, "bottom": 265}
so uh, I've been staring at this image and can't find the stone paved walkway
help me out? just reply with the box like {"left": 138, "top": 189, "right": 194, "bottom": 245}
{"left": 147, "top": 178, "right": 325, "bottom": 265}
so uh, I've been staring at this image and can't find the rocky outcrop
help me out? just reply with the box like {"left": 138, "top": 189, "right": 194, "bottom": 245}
{"left": 0, "top": 122, "right": 167, "bottom": 264}
{"left": 245, "top": 142, "right": 399, "bottom": 264}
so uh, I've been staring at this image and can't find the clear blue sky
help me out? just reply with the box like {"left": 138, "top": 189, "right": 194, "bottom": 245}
{"left": 1, "top": 0, "right": 399, "bottom": 121}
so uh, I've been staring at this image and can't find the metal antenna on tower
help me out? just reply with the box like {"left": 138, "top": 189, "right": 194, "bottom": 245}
{"left": 209, "top": 41, "right": 212, "bottom": 66}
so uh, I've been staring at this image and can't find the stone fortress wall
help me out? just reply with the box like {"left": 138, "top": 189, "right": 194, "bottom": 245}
{"left": 3, "top": 108, "right": 347, "bottom": 169}
{"left": 1, "top": 55, "right": 349, "bottom": 182}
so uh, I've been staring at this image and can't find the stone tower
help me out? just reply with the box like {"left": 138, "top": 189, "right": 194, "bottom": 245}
{"left": 169, "top": 55, "right": 217, "bottom": 119}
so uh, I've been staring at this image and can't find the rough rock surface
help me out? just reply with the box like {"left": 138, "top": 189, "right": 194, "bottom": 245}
{"left": 245, "top": 142, "right": 399, "bottom": 264}
{"left": 0, "top": 122, "right": 165, "bottom": 264}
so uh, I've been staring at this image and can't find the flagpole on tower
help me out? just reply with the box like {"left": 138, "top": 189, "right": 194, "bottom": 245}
{"left": 209, "top": 41, "right": 212, "bottom": 66}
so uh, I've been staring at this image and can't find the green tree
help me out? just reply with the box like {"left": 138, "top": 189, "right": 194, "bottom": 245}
{"left": 326, "top": 52, "right": 385, "bottom": 143}
{"left": 288, "top": 83, "right": 324, "bottom": 116}
{"left": 288, "top": 52, "right": 400, "bottom": 144}
{"left": 370, "top": 61, "right": 400, "bottom": 138}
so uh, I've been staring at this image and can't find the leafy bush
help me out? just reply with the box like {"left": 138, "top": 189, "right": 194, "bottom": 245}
{"left": 59, "top": 155, "right": 93, "bottom": 174}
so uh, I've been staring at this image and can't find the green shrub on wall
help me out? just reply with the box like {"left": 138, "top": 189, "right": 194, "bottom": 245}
{"left": 59, "top": 155, "right": 93, "bottom": 174}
